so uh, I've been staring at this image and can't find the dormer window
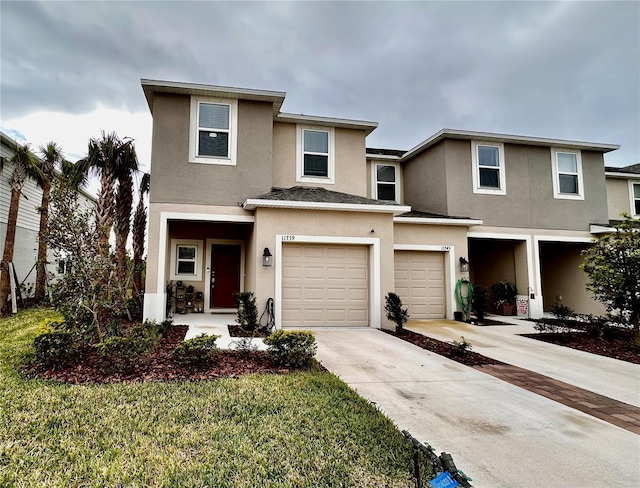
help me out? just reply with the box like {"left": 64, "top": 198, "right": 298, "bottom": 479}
{"left": 471, "top": 141, "right": 506, "bottom": 195}
{"left": 296, "top": 126, "right": 335, "bottom": 184}
{"left": 551, "top": 148, "right": 584, "bottom": 200}
{"left": 189, "top": 96, "right": 237, "bottom": 165}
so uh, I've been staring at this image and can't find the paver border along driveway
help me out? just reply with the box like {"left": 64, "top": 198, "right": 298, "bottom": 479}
{"left": 313, "top": 327, "right": 640, "bottom": 488}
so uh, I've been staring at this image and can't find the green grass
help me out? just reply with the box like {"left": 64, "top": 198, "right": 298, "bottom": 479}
{"left": 0, "top": 309, "right": 416, "bottom": 487}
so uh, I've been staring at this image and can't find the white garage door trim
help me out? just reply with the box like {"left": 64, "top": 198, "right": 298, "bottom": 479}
{"left": 276, "top": 235, "right": 381, "bottom": 328}
{"left": 394, "top": 244, "right": 455, "bottom": 320}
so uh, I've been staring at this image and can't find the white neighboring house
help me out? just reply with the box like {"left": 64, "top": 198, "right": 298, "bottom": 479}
{"left": 0, "top": 131, "right": 96, "bottom": 298}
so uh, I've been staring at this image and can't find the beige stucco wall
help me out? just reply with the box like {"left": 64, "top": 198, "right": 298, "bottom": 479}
{"left": 405, "top": 139, "right": 610, "bottom": 230}
{"left": 272, "top": 122, "right": 368, "bottom": 196}
{"left": 539, "top": 242, "right": 605, "bottom": 315}
{"left": 606, "top": 177, "right": 633, "bottom": 220}
{"left": 252, "top": 207, "right": 396, "bottom": 328}
{"left": 148, "top": 93, "right": 273, "bottom": 206}
{"left": 403, "top": 141, "right": 448, "bottom": 214}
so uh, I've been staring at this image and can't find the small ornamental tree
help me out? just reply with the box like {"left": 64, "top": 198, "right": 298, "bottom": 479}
{"left": 581, "top": 214, "right": 640, "bottom": 347}
{"left": 385, "top": 292, "right": 409, "bottom": 332}
{"left": 45, "top": 181, "right": 119, "bottom": 342}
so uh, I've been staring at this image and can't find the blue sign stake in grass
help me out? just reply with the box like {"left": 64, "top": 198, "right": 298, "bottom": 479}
{"left": 430, "top": 471, "right": 459, "bottom": 488}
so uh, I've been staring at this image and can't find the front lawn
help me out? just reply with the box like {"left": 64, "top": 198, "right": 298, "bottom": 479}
{"left": 0, "top": 309, "right": 415, "bottom": 487}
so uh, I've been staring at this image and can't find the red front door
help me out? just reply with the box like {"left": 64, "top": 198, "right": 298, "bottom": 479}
{"left": 210, "top": 244, "right": 241, "bottom": 308}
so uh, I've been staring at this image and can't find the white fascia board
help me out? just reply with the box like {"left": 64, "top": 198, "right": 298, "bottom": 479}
{"left": 402, "top": 128, "right": 620, "bottom": 161}
{"left": 589, "top": 224, "right": 615, "bottom": 234}
{"left": 394, "top": 216, "right": 483, "bottom": 226}
{"left": 276, "top": 113, "right": 378, "bottom": 134}
{"left": 366, "top": 153, "right": 403, "bottom": 160}
{"left": 243, "top": 198, "right": 411, "bottom": 215}
{"left": 605, "top": 171, "right": 640, "bottom": 179}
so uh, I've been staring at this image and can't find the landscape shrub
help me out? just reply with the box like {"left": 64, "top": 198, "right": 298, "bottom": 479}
{"left": 451, "top": 336, "right": 472, "bottom": 355}
{"left": 155, "top": 318, "right": 174, "bottom": 337}
{"left": 32, "top": 329, "right": 77, "bottom": 369}
{"left": 234, "top": 292, "right": 259, "bottom": 335}
{"left": 550, "top": 302, "right": 576, "bottom": 324}
{"left": 472, "top": 285, "right": 488, "bottom": 322}
{"left": 578, "top": 314, "right": 607, "bottom": 338}
{"left": 263, "top": 330, "right": 317, "bottom": 369}
{"left": 534, "top": 318, "right": 559, "bottom": 334}
{"left": 385, "top": 292, "right": 409, "bottom": 332}
{"left": 172, "top": 334, "right": 220, "bottom": 367}
{"left": 96, "top": 323, "right": 160, "bottom": 373}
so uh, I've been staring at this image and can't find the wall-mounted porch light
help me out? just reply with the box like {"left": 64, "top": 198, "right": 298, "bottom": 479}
{"left": 459, "top": 257, "right": 469, "bottom": 273}
{"left": 263, "top": 247, "right": 273, "bottom": 267}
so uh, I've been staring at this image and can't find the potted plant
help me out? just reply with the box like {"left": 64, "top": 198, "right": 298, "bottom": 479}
{"left": 490, "top": 280, "right": 518, "bottom": 316}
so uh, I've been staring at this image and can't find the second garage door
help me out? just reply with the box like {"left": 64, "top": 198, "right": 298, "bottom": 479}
{"left": 282, "top": 244, "right": 369, "bottom": 327}
{"left": 394, "top": 250, "right": 445, "bottom": 319}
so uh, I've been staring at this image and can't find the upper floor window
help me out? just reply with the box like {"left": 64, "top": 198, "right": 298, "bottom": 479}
{"left": 632, "top": 182, "right": 640, "bottom": 216}
{"left": 551, "top": 148, "right": 583, "bottom": 200}
{"left": 471, "top": 141, "right": 506, "bottom": 195}
{"left": 296, "top": 126, "right": 335, "bottom": 184}
{"left": 373, "top": 163, "right": 399, "bottom": 202}
{"left": 189, "top": 96, "right": 237, "bottom": 165}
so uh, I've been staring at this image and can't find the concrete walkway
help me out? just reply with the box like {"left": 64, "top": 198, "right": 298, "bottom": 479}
{"left": 313, "top": 326, "right": 640, "bottom": 488}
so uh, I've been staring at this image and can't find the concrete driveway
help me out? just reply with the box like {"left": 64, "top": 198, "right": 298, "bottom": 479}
{"left": 313, "top": 326, "right": 640, "bottom": 488}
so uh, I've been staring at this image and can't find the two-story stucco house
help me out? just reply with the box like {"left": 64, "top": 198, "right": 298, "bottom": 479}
{"left": 141, "top": 79, "right": 620, "bottom": 327}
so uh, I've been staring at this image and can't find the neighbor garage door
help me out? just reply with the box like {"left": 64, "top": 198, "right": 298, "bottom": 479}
{"left": 282, "top": 244, "right": 369, "bottom": 327}
{"left": 394, "top": 250, "right": 445, "bottom": 319}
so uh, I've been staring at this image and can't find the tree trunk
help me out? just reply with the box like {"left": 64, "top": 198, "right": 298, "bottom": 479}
{"left": 34, "top": 180, "right": 51, "bottom": 303}
{"left": 0, "top": 188, "right": 22, "bottom": 314}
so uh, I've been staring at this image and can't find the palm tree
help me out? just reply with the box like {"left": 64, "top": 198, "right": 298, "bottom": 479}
{"left": 33, "top": 142, "right": 64, "bottom": 303}
{"left": 83, "top": 131, "right": 120, "bottom": 254}
{"left": 132, "top": 172, "right": 150, "bottom": 303}
{"left": 113, "top": 139, "right": 139, "bottom": 286}
{"left": 0, "top": 143, "right": 42, "bottom": 314}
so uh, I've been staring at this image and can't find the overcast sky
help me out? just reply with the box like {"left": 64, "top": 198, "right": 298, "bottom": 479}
{"left": 2, "top": 0, "right": 638, "bottom": 191}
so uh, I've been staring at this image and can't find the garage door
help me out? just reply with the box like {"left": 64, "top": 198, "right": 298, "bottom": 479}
{"left": 282, "top": 244, "right": 369, "bottom": 327}
{"left": 394, "top": 251, "right": 445, "bottom": 319}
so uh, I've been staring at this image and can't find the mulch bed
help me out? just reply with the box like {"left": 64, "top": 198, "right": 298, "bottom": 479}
{"left": 384, "top": 328, "right": 505, "bottom": 367}
{"left": 467, "top": 317, "right": 516, "bottom": 326}
{"left": 24, "top": 326, "right": 289, "bottom": 384}
{"left": 521, "top": 332, "right": 640, "bottom": 364}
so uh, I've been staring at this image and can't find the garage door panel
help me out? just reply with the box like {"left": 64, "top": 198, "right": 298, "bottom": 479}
{"left": 395, "top": 250, "right": 445, "bottom": 319}
{"left": 282, "top": 244, "right": 369, "bottom": 327}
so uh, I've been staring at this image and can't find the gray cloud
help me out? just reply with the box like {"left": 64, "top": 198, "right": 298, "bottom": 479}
{"left": 1, "top": 0, "right": 638, "bottom": 165}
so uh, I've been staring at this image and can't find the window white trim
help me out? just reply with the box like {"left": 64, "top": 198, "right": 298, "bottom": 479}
{"left": 471, "top": 141, "right": 506, "bottom": 195}
{"left": 551, "top": 148, "right": 584, "bottom": 200}
{"left": 372, "top": 162, "right": 400, "bottom": 203}
{"left": 189, "top": 96, "right": 238, "bottom": 166}
{"left": 296, "top": 125, "right": 335, "bottom": 184}
{"left": 630, "top": 181, "right": 640, "bottom": 217}
{"left": 169, "top": 239, "right": 203, "bottom": 280}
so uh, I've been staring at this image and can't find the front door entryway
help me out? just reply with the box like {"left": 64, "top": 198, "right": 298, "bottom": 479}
{"left": 210, "top": 244, "right": 241, "bottom": 308}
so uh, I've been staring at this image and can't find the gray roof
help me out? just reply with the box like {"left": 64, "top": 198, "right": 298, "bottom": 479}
{"left": 396, "top": 210, "right": 473, "bottom": 220}
{"left": 366, "top": 147, "right": 406, "bottom": 157}
{"left": 251, "top": 186, "right": 402, "bottom": 206}
{"left": 605, "top": 163, "right": 640, "bottom": 175}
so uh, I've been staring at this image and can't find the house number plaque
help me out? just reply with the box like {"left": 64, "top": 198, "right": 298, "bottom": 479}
{"left": 281, "top": 235, "right": 296, "bottom": 241}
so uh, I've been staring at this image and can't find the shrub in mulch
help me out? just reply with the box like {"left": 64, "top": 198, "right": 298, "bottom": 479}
{"left": 227, "top": 324, "right": 271, "bottom": 338}
{"left": 384, "top": 328, "right": 505, "bottom": 367}
{"left": 24, "top": 325, "right": 291, "bottom": 384}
